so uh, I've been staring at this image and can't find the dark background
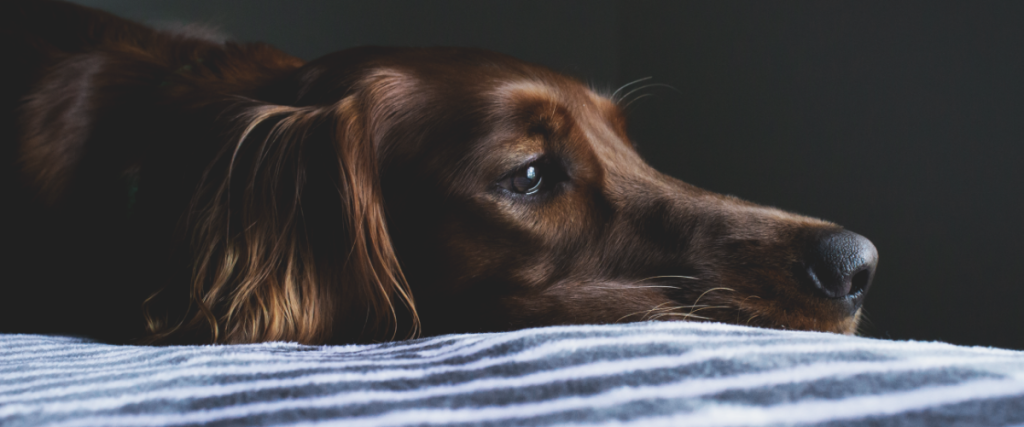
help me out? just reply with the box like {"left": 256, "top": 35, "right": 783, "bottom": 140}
{"left": 71, "top": 0, "right": 1024, "bottom": 350}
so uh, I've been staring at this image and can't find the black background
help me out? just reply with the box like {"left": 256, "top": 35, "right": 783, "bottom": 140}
{"left": 71, "top": 0, "right": 1024, "bottom": 349}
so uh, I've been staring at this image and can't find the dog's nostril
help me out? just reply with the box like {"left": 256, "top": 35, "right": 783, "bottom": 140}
{"left": 804, "top": 230, "right": 878, "bottom": 300}
{"left": 849, "top": 268, "right": 871, "bottom": 296}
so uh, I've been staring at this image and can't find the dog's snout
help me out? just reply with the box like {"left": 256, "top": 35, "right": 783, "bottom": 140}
{"left": 804, "top": 230, "right": 878, "bottom": 301}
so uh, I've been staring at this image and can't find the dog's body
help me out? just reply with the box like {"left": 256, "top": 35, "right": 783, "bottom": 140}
{"left": 1, "top": 1, "right": 878, "bottom": 344}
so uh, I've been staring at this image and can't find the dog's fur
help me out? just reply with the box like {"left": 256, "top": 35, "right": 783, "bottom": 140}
{"left": 0, "top": 1, "right": 877, "bottom": 344}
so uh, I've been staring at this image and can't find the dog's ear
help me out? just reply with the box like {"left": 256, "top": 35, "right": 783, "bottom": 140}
{"left": 143, "top": 97, "right": 419, "bottom": 344}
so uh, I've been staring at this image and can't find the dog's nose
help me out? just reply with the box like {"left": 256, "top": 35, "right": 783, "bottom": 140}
{"left": 804, "top": 230, "right": 878, "bottom": 300}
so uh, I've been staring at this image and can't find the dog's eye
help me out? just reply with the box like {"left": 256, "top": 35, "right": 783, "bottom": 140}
{"left": 512, "top": 166, "right": 543, "bottom": 194}
{"left": 498, "top": 157, "right": 567, "bottom": 197}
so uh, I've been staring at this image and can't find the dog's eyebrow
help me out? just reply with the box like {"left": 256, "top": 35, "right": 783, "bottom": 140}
{"left": 492, "top": 136, "right": 546, "bottom": 173}
{"left": 491, "top": 80, "right": 637, "bottom": 162}
{"left": 491, "top": 80, "right": 558, "bottom": 102}
{"left": 586, "top": 91, "right": 635, "bottom": 150}
{"left": 495, "top": 81, "right": 577, "bottom": 133}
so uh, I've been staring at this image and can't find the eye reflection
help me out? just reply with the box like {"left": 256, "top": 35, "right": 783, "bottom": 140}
{"left": 512, "top": 166, "right": 542, "bottom": 194}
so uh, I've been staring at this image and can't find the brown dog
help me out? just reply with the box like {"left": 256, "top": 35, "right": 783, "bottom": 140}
{"left": 0, "top": 1, "right": 877, "bottom": 344}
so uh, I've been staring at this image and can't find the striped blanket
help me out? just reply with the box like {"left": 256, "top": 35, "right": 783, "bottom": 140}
{"left": 3, "top": 322, "right": 1024, "bottom": 427}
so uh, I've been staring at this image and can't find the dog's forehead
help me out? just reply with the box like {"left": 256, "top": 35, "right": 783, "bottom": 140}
{"left": 486, "top": 80, "right": 641, "bottom": 165}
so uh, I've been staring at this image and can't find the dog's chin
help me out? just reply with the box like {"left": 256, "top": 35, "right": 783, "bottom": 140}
{"left": 753, "top": 308, "right": 863, "bottom": 335}
{"left": 817, "top": 296, "right": 866, "bottom": 335}
{"left": 817, "top": 309, "right": 863, "bottom": 335}
{"left": 844, "top": 309, "right": 864, "bottom": 334}
{"left": 630, "top": 293, "right": 863, "bottom": 335}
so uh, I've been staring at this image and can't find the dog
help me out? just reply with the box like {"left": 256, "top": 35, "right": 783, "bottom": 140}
{"left": 0, "top": 0, "right": 878, "bottom": 345}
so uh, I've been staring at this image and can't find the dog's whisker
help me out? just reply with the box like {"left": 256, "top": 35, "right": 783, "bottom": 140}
{"left": 618, "top": 82, "right": 679, "bottom": 106}
{"left": 614, "top": 303, "right": 663, "bottom": 323}
{"left": 674, "top": 304, "right": 715, "bottom": 310}
{"left": 643, "top": 308, "right": 677, "bottom": 320}
{"left": 610, "top": 76, "right": 653, "bottom": 102}
{"left": 688, "top": 287, "right": 734, "bottom": 309}
{"left": 584, "top": 285, "right": 682, "bottom": 291}
{"left": 686, "top": 287, "right": 734, "bottom": 319}
{"left": 637, "top": 275, "right": 700, "bottom": 282}
{"left": 853, "top": 308, "right": 872, "bottom": 336}
{"left": 641, "top": 301, "right": 680, "bottom": 321}
{"left": 740, "top": 295, "right": 762, "bottom": 304}
{"left": 622, "top": 93, "right": 655, "bottom": 110}
{"left": 618, "top": 82, "right": 675, "bottom": 103}
{"left": 649, "top": 312, "right": 712, "bottom": 321}
{"left": 635, "top": 303, "right": 725, "bottom": 323}
{"left": 619, "top": 310, "right": 653, "bottom": 323}
{"left": 686, "top": 305, "right": 731, "bottom": 315}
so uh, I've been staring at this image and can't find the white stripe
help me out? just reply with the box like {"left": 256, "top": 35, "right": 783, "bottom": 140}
{"left": 0, "top": 345, "right": 132, "bottom": 362}
{"left": 0, "top": 342, "right": 105, "bottom": 356}
{"left": 330, "top": 335, "right": 495, "bottom": 359}
{"left": 332, "top": 335, "right": 483, "bottom": 356}
{"left": 0, "top": 338, "right": 76, "bottom": 350}
{"left": 399, "top": 321, "right": 785, "bottom": 357}
{"left": 0, "top": 347, "right": 249, "bottom": 377}
{"left": 0, "top": 347, "right": 155, "bottom": 370}
{"left": 314, "top": 324, "right": 648, "bottom": 359}
{"left": 290, "top": 335, "right": 476, "bottom": 357}
{"left": 0, "top": 333, "right": 782, "bottom": 406}
{"left": 0, "top": 335, "right": 89, "bottom": 344}
{"left": 0, "top": 346, "right": 376, "bottom": 385}
{"left": 403, "top": 322, "right": 753, "bottom": 359}
{"left": 575, "top": 378, "right": 1024, "bottom": 427}
{"left": 35, "top": 355, "right": 1020, "bottom": 427}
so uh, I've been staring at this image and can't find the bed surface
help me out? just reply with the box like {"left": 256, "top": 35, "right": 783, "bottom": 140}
{"left": 3, "top": 321, "right": 1024, "bottom": 426}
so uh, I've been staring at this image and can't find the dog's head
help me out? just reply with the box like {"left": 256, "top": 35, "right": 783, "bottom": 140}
{"left": 158, "top": 47, "right": 877, "bottom": 344}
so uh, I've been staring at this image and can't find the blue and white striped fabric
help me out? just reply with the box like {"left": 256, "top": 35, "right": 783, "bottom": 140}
{"left": 3, "top": 321, "right": 1024, "bottom": 427}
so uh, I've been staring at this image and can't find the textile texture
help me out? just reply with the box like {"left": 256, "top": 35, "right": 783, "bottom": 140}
{"left": 3, "top": 322, "right": 1024, "bottom": 426}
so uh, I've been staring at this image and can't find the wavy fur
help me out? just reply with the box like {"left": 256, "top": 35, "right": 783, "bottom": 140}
{"left": 2, "top": 0, "right": 876, "bottom": 344}
{"left": 142, "top": 100, "right": 419, "bottom": 343}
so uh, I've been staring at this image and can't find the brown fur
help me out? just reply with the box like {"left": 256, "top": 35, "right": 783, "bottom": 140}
{"left": 0, "top": 0, "right": 876, "bottom": 344}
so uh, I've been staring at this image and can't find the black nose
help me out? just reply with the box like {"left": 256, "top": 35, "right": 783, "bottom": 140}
{"left": 804, "top": 230, "right": 878, "bottom": 300}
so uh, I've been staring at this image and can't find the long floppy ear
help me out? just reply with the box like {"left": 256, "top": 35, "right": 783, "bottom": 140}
{"left": 143, "top": 97, "right": 419, "bottom": 344}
